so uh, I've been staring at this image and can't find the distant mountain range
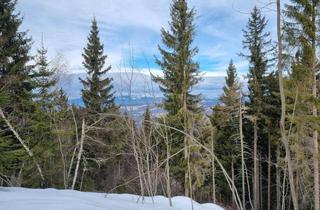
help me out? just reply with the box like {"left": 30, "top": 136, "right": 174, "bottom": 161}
{"left": 58, "top": 72, "right": 224, "bottom": 118}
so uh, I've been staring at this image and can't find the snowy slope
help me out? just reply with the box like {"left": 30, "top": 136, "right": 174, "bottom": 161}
{"left": 0, "top": 187, "right": 224, "bottom": 210}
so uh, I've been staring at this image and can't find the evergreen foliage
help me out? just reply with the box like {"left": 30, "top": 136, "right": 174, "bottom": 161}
{"left": 211, "top": 60, "right": 241, "bottom": 205}
{"left": 241, "top": 6, "right": 273, "bottom": 117}
{"left": 0, "top": 0, "right": 34, "bottom": 179}
{"left": 0, "top": 0, "right": 319, "bottom": 209}
{"left": 284, "top": 1, "right": 320, "bottom": 208}
{"left": 80, "top": 18, "right": 116, "bottom": 113}
{"left": 240, "top": 7, "right": 275, "bottom": 209}
{"left": 152, "top": 0, "right": 201, "bottom": 115}
{"left": 33, "top": 40, "right": 57, "bottom": 111}
{"left": 152, "top": 0, "right": 206, "bottom": 195}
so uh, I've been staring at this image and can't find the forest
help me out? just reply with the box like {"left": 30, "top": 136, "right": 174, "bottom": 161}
{"left": 0, "top": 0, "right": 319, "bottom": 210}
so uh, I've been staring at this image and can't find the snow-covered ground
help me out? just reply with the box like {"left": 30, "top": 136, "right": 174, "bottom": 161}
{"left": 0, "top": 187, "right": 224, "bottom": 210}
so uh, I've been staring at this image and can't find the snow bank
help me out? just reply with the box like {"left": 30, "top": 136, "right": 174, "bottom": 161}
{"left": 0, "top": 187, "right": 224, "bottom": 210}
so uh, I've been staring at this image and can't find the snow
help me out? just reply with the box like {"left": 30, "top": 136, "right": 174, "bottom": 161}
{"left": 0, "top": 187, "right": 224, "bottom": 210}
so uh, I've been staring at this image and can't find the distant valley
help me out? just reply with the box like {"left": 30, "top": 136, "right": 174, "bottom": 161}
{"left": 59, "top": 72, "right": 222, "bottom": 118}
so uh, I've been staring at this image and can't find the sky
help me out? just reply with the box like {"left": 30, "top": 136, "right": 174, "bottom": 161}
{"left": 17, "top": 0, "right": 280, "bottom": 78}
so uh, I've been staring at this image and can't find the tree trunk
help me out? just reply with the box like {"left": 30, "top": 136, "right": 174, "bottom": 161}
{"left": 310, "top": 4, "right": 319, "bottom": 210}
{"left": 54, "top": 121, "right": 67, "bottom": 189}
{"left": 253, "top": 119, "right": 259, "bottom": 210}
{"left": 187, "top": 148, "right": 194, "bottom": 210}
{"left": 259, "top": 153, "right": 262, "bottom": 210}
{"left": 182, "top": 89, "right": 189, "bottom": 197}
{"left": 313, "top": 73, "right": 319, "bottom": 210}
{"left": 231, "top": 158, "right": 235, "bottom": 208}
{"left": 240, "top": 95, "right": 246, "bottom": 209}
{"left": 184, "top": 143, "right": 189, "bottom": 197}
{"left": 131, "top": 126, "right": 145, "bottom": 202}
{"left": 268, "top": 140, "right": 271, "bottom": 210}
{"left": 71, "top": 119, "right": 85, "bottom": 190}
{"left": 211, "top": 129, "right": 216, "bottom": 203}
{"left": 276, "top": 1, "right": 299, "bottom": 209}
{"left": 276, "top": 144, "right": 281, "bottom": 210}
{"left": 166, "top": 135, "right": 173, "bottom": 207}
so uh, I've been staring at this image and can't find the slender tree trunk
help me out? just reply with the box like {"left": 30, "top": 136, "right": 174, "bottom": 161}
{"left": 187, "top": 148, "right": 194, "bottom": 210}
{"left": 54, "top": 121, "right": 67, "bottom": 189}
{"left": 67, "top": 146, "right": 77, "bottom": 186}
{"left": 166, "top": 161, "right": 172, "bottom": 206}
{"left": 253, "top": 119, "right": 259, "bottom": 210}
{"left": 211, "top": 129, "right": 216, "bottom": 204}
{"left": 154, "top": 138, "right": 159, "bottom": 196}
{"left": 145, "top": 136, "right": 154, "bottom": 199}
{"left": 184, "top": 134, "right": 189, "bottom": 197}
{"left": 71, "top": 119, "right": 85, "bottom": 190}
{"left": 276, "top": 144, "right": 281, "bottom": 210}
{"left": 276, "top": 1, "right": 299, "bottom": 209}
{"left": 268, "top": 140, "right": 271, "bottom": 210}
{"left": 131, "top": 127, "right": 145, "bottom": 202}
{"left": 310, "top": 4, "right": 319, "bottom": 209}
{"left": 281, "top": 168, "right": 287, "bottom": 210}
{"left": 67, "top": 107, "right": 79, "bottom": 186}
{"left": 79, "top": 163, "right": 86, "bottom": 191}
{"left": 183, "top": 91, "right": 190, "bottom": 197}
{"left": 239, "top": 94, "right": 246, "bottom": 209}
{"left": 166, "top": 134, "right": 173, "bottom": 207}
{"left": 231, "top": 158, "right": 235, "bottom": 208}
{"left": 280, "top": 66, "right": 298, "bottom": 208}
{"left": 313, "top": 72, "right": 319, "bottom": 210}
{"left": 259, "top": 154, "right": 262, "bottom": 210}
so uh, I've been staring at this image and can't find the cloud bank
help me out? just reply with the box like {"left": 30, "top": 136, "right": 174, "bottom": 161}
{"left": 17, "top": 0, "right": 280, "bottom": 78}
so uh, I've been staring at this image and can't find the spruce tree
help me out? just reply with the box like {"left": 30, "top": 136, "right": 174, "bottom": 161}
{"left": 0, "top": 0, "right": 33, "bottom": 112}
{"left": 285, "top": 1, "right": 320, "bottom": 208}
{"left": 80, "top": 18, "right": 116, "bottom": 113}
{"left": 262, "top": 71, "right": 281, "bottom": 210}
{"left": 241, "top": 7, "right": 273, "bottom": 210}
{"left": 29, "top": 41, "right": 61, "bottom": 186}
{"left": 78, "top": 18, "right": 122, "bottom": 191}
{"left": 0, "top": 0, "right": 34, "bottom": 180}
{"left": 33, "top": 40, "right": 57, "bottom": 111}
{"left": 152, "top": 0, "right": 201, "bottom": 116}
{"left": 220, "top": 60, "right": 241, "bottom": 118}
{"left": 142, "top": 107, "right": 151, "bottom": 136}
{"left": 54, "top": 88, "right": 69, "bottom": 113}
{"left": 211, "top": 60, "right": 241, "bottom": 206}
{"left": 152, "top": 0, "right": 202, "bottom": 196}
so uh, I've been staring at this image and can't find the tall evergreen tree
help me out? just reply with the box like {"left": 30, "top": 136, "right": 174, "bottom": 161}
{"left": 262, "top": 71, "right": 281, "bottom": 210}
{"left": 285, "top": 1, "right": 320, "bottom": 208}
{"left": 80, "top": 18, "right": 116, "bottom": 113}
{"left": 220, "top": 60, "right": 241, "bottom": 116}
{"left": 77, "top": 18, "right": 125, "bottom": 191}
{"left": 28, "top": 41, "right": 60, "bottom": 187}
{"left": 211, "top": 60, "right": 241, "bottom": 207}
{"left": 0, "top": 0, "right": 34, "bottom": 181}
{"left": 33, "top": 39, "right": 57, "bottom": 111}
{"left": 152, "top": 0, "right": 201, "bottom": 115}
{"left": 241, "top": 6, "right": 273, "bottom": 210}
{"left": 152, "top": 0, "right": 202, "bottom": 196}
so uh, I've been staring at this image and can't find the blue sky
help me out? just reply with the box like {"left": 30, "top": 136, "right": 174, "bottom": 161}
{"left": 17, "top": 0, "right": 280, "bottom": 78}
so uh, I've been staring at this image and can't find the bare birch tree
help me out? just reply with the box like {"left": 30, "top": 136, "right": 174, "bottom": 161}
{"left": 276, "top": 0, "right": 299, "bottom": 209}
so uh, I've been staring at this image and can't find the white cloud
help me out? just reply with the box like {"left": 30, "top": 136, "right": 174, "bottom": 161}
{"left": 17, "top": 0, "right": 278, "bottom": 76}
